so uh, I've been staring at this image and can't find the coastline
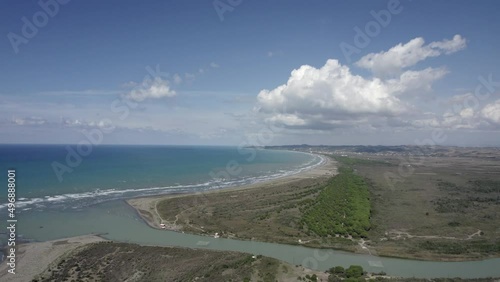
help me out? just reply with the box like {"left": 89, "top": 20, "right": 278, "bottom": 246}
{"left": 0, "top": 234, "right": 105, "bottom": 282}
{"left": 126, "top": 153, "right": 335, "bottom": 231}
{"left": 5, "top": 151, "right": 500, "bottom": 280}
{"left": 126, "top": 152, "right": 500, "bottom": 263}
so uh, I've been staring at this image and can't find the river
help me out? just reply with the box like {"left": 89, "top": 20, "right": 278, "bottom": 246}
{"left": 13, "top": 200, "right": 500, "bottom": 279}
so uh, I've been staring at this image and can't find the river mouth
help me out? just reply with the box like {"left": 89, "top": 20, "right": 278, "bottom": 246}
{"left": 4, "top": 198, "right": 500, "bottom": 279}
{"left": 1, "top": 146, "right": 500, "bottom": 279}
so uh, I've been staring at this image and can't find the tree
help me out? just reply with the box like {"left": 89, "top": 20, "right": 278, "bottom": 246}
{"left": 328, "top": 275, "right": 342, "bottom": 282}
{"left": 346, "top": 265, "right": 364, "bottom": 278}
{"left": 329, "top": 266, "right": 345, "bottom": 275}
{"left": 344, "top": 277, "right": 363, "bottom": 282}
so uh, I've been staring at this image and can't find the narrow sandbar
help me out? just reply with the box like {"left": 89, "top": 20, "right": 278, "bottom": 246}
{"left": 127, "top": 154, "right": 336, "bottom": 230}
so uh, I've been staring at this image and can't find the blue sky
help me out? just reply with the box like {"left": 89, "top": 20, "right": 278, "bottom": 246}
{"left": 1, "top": 0, "right": 500, "bottom": 146}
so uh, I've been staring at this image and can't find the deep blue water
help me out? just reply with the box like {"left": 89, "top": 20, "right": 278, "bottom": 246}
{"left": 0, "top": 144, "right": 321, "bottom": 212}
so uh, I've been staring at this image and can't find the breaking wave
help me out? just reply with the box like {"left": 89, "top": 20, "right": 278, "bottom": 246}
{"left": 0, "top": 153, "right": 324, "bottom": 212}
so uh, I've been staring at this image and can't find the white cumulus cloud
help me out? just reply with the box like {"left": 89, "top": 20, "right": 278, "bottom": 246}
{"left": 481, "top": 100, "right": 500, "bottom": 125}
{"left": 256, "top": 59, "right": 447, "bottom": 130}
{"left": 356, "top": 35, "right": 466, "bottom": 76}
{"left": 255, "top": 36, "right": 474, "bottom": 132}
{"left": 124, "top": 77, "right": 176, "bottom": 102}
{"left": 385, "top": 67, "right": 449, "bottom": 95}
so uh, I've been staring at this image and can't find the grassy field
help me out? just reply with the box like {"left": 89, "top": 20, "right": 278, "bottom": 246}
{"left": 334, "top": 152, "right": 500, "bottom": 260}
{"left": 156, "top": 174, "right": 357, "bottom": 250}
{"left": 33, "top": 242, "right": 329, "bottom": 282}
{"left": 33, "top": 241, "right": 499, "bottom": 282}
{"left": 154, "top": 148, "right": 500, "bottom": 260}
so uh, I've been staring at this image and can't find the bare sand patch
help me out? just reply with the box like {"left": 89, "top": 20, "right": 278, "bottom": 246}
{"left": 0, "top": 235, "right": 105, "bottom": 282}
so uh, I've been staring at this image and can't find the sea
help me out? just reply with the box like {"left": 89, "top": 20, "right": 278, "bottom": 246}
{"left": 1, "top": 145, "right": 500, "bottom": 278}
{"left": 0, "top": 145, "right": 321, "bottom": 243}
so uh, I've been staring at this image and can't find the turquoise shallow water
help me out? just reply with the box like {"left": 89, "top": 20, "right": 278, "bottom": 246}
{"left": 0, "top": 145, "right": 320, "bottom": 212}
{"left": 1, "top": 145, "right": 499, "bottom": 278}
{"left": 11, "top": 200, "right": 500, "bottom": 279}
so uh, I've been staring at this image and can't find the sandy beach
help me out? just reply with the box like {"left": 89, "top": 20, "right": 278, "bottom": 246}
{"left": 127, "top": 154, "right": 336, "bottom": 230}
{"left": 0, "top": 153, "right": 332, "bottom": 281}
{"left": 0, "top": 234, "right": 105, "bottom": 282}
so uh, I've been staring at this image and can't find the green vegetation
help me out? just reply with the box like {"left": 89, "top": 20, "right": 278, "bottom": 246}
{"left": 153, "top": 148, "right": 500, "bottom": 260}
{"left": 337, "top": 150, "right": 500, "bottom": 260}
{"left": 325, "top": 264, "right": 499, "bottom": 282}
{"left": 34, "top": 242, "right": 306, "bottom": 282}
{"left": 301, "top": 166, "right": 371, "bottom": 238}
{"left": 436, "top": 180, "right": 460, "bottom": 191}
{"left": 433, "top": 179, "right": 500, "bottom": 213}
{"left": 438, "top": 179, "right": 500, "bottom": 194}
{"left": 366, "top": 278, "right": 497, "bottom": 282}
{"left": 433, "top": 197, "right": 471, "bottom": 213}
{"left": 447, "top": 221, "right": 461, "bottom": 227}
{"left": 329, "top": 266, "right": 345, "bottom": 274}
{"left": 328, "top": 265, "right": 365, "bottom": 282}
{"left": 305, "top": 273, "right": 318, "bottom": 281}
{"left": 418, "top": 240, "right": 500, "bottom": 255}
{"left": 346, "top": 265, "right": 364, "bottom": 278}
{"left": 437, "top": 179, "right": 500, "bottom": 193}
{"left": 333, "top": 156, "right": 389, "bottom": 166}
{"left": 469, "top": 179, "right": 500, "bottom": 193}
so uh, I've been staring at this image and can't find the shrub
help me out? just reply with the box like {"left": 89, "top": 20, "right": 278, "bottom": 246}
{"left": 329, "top": 266, "right": 345, "bottom": 275}
{"left": 346, "top": 265, "right": 364, "bottom": 278}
